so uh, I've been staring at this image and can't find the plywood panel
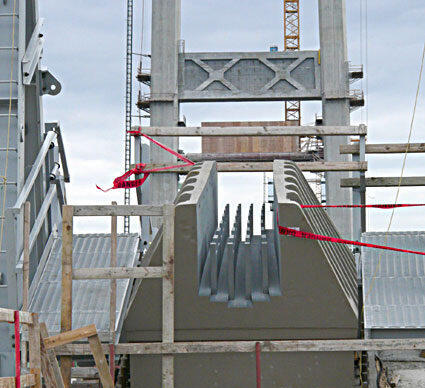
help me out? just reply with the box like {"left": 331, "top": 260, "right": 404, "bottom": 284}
{"left": 201, "top": 121, "right": 299, "bottom": 154}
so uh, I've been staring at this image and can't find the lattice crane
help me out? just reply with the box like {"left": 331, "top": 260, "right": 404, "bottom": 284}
{"left": 284, "top": 0, "right": 301, "bottom": 122}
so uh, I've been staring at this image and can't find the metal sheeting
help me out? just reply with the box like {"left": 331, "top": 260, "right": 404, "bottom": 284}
{"left": 362, "top": 231, "right": 425, "bottom": 329}
{"left": 29, "top": 233, "right": 140, "bottom": 340}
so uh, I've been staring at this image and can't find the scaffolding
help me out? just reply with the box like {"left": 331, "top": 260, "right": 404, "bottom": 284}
{"left": 50, "top": 202, "right": 424, "bottom": 387}
{"left": 124, "top": 0, "right": 134, "bottom": 233}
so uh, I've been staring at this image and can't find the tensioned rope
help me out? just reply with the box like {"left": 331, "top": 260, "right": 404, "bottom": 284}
{"left": 363, "top": 43, "right": 425, "bottom": 308}
{"left": 0, "top": 0, "right": 18, "bottom": 254}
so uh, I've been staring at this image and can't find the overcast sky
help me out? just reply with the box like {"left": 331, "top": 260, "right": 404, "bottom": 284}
{"left": 38, "top": 1, "right": 425, "bottom": 234}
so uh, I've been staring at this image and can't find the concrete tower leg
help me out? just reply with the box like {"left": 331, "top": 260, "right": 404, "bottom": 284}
{"left": 318, "top": 0, "right": 352, "bottom": 239}
{"left": 149, "top": 0, "right": 181, "bottom": 227}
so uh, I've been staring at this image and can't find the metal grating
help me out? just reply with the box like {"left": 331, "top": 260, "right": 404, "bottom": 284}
{"left": 362, "top": 231, "right": 425, "bottom": 329}
{"left": 29, "top": 233, "right": 140, "bottom": 341}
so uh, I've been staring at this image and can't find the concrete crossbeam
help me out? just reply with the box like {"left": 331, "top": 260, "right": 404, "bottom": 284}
{"left": 179, "top": 51, "right": 321, "bottom": 102}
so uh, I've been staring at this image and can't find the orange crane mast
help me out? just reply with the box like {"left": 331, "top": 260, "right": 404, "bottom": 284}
{"left": 284, "top": 0, "right": 301, "bottom": 123}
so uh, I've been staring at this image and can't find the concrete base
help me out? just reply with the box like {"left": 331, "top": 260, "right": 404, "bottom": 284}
{"left": 123, "top": 161, "right": 358, "bottom": 387}
{"left": 130, "top": 352, "right": 355, "bottom": 388}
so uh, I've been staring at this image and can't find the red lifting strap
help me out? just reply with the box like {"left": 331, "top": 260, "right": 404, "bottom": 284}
{"left": 278, "top": 225, "right": 425, "bottom": 256}
{"left": 97, "top": 131, "right": 194, "bottom": 192}
{"left": 301, "top": 204, "right": 425, "bottom": 209}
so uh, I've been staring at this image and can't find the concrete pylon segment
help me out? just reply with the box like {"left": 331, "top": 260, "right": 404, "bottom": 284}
{"left": 148, "top": 0, "right": 181, "bottom": 227}
{"left": 123, "top": 161, "right": 358, "bottom": 387}
{"left": 273, "top": 160, "right": 358, "bottom": 313}
{"left": 319, "top": 0, "right": 353, "bottom": 239}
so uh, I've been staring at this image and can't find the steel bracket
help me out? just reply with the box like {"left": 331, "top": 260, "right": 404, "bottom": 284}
{"left": 22, "top": 18, "right": 45, "bottom": 85}
{"left": 39, "top": 70, "right": 62, "bottom": 96}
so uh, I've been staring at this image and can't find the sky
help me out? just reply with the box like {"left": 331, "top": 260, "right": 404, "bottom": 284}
{"left": 38, "top": 0, "right": 425, "bottom": 234}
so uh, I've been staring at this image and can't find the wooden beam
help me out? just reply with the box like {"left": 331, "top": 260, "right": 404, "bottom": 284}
{"left": 71, "top": 367, "right": 99, "bottom": 379}
{"left": 60, "top": 205, "right": 73, "bottom": 388}
{"left": 341, "top": 176, "right": 425, "bottom": 187}
{"left": 73, "top": 205, "right": 163, "bottom": 217}
{"left": 88, "top": 334, "right": 114, "bottom": 388}
{"left": 39, "top": 323, "right": 65, "bottom": 388}
{"left": 0, "top": 308, "right": 33, "bottom": 324}
{"left": 43, "top": 325, "right": 98, "bottom": 350}
{"left": 22, "top": 202, "right": 30, "bottom": 311}
{"left": 340, "top": 143, "right": 425, "bottom": 154}
{"left": 56, "top": 338, "right": 425, "bottom": 355}
{"left": 134, "top": 125, "right": 366, "bottom": 137}
{"left": 0, "top": 374, "right": 35, "bottom": 387}
{"left": 28, "top": 314, "right": 41, "bottom": 388}
{"left": 72, "top": 267, "right": 165, "bottom": 280}
{"left": 21, "top": 202, "right": 31, "bottom": 369}
{"left": 143, "top": 161, "right": 367, "bottom": 173}
{"left": 162, "top": 204, "right": 175, "bottom": 388}
{"left": 186, "top": 152, "right": 316, "bottom": 163}
{"left": 109, "top": 202, "right": 117, "bottom": 379}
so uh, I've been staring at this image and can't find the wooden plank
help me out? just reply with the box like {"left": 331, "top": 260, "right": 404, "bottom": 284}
{"left": 0, "top": 374, "right": 35, "bottom": 387}
{"left": 60, "top": 205, "right": 73, "bottom": 388}
{"left": 136, "top": 125, "right": 366, "bottom": 137}
{"left": 71, "top": 367, "right": 99, "bottom": 379}
{"left": 28, "top": 314, "right": 41, "bottom": 388}
{"left": 109, "top": 202, "right": 117, "bottom": 379}
{"left": 162, "top": 204, "right": 175, "bottom": 388}
{"left": 21, "top": 202, "right": 31, "bottom": 369}
{"left": 72, "top": 267, "right": 165, "bottom": 280}
{"left": 341, "top": 176, "right": 425, "bottom": 188}
{"left": 22, "top": 202, "right": 30, "bottom": 310}
{"left": 340, "top": 143, "right": 425, "bottom": 154}
{"left": 186, "top": 152, "right": 315, "bottom": 162}
{"left": 39, "top": 323, "right": 59, "bottom": 388}
{"left": 87, "top": 335, "right": 114, "bottom": 388}
{"left": 0, "top": 308, "right": 33, "bottom": 324}
{"left": 73, "top": 205, "right": 163, "bottom": 217}
{"left": 143, "top": 161, "right": 368, "bottom": 173}
{"left": 44, "top": 325, "right": 98, "bottom": 350}
{"left": 39, "top": 323, "right": 65, "bottom": 388}
{"left": 201, "top": 121, "right": 299, "bottom": 154}
{"left": 56, "top": 338, "right": 425, "bottom": 355}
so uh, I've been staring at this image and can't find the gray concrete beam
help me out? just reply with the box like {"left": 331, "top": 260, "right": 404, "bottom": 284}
{"left": 179, "top": 51, "right": 321, "bottom": 102}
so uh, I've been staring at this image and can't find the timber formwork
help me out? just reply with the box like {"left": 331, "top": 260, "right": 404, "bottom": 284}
{"left": 43, "top": 199, "right": 425, "bottom": 388}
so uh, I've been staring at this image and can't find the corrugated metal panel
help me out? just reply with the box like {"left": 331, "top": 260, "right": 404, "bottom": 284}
{"left": 29, "top": 233, "right": 140, "bottom": 340}
{"left": 362, "top": 231, "right": 425, "bottom": 329}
